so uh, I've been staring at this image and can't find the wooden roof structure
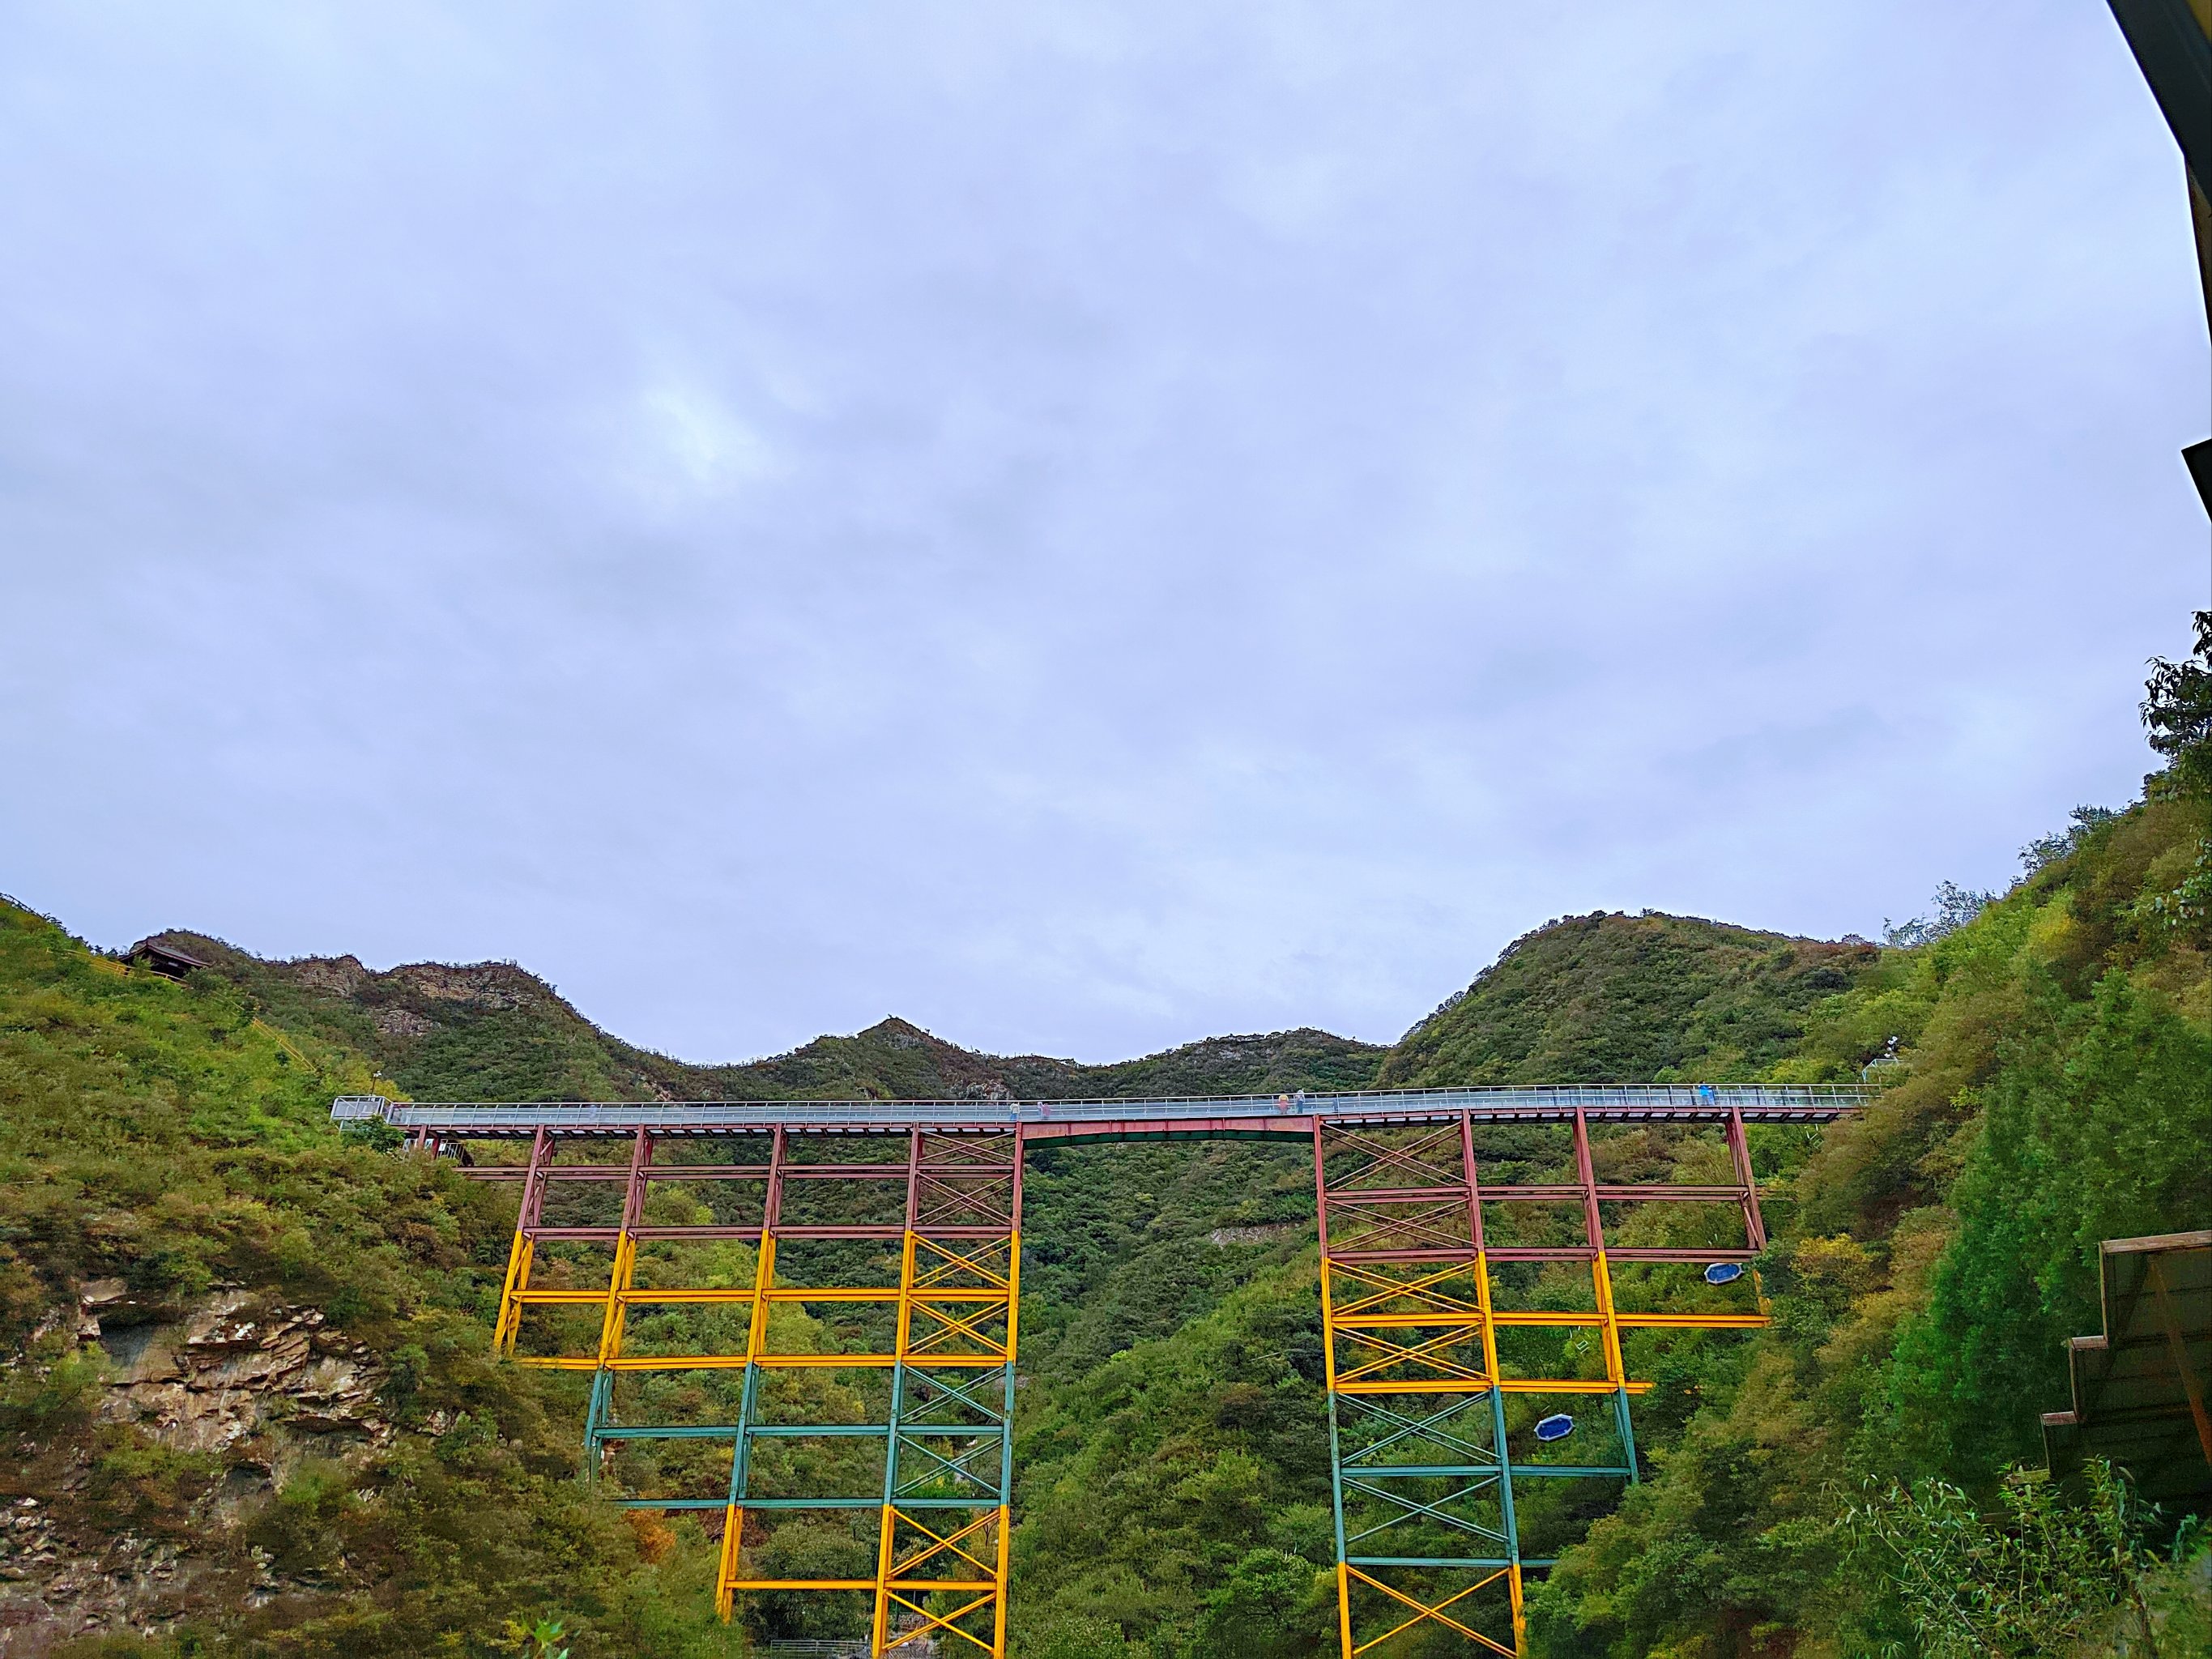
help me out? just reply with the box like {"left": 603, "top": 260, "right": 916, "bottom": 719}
{"left": 126, "top": 936, "right": 211, "bottom": 979}
{"left": 2043, "top": 1230, "right": 2212, "bottom": 1508}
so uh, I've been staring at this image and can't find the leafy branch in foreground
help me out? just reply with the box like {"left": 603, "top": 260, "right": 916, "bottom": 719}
{"left": 1843, "top": 1461, "right": 2159, "bottom": 1658}
{"left": 2144, "top": 609, "right": 2212, "bottom": 799}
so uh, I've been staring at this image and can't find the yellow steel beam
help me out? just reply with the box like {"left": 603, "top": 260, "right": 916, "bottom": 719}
{"left": 714, "top": 1500, "right": 741, "bottom": 1618}
{"left": 609, "top": 1287, "right": 756, "bottom": 1303}
{"left": 872, "top": 1229, "right": 921, "bottom": 1657}
{"left": 1336, "top": 1378, "right": 1655, "bottom": 1396}
{"left": 596, "top": 1230, "right": 637, "bottom": 1366}
{"left": 494, "top": 1231, "right": 535, "bottom": 1354}
{"left": 1345, "top": 1564, "right": 1514, "bottom": 1657}
{"left": 523, "top": 1350, "right": 1021, "bottom": 1371}
{"left": 883, "top": 1586, "right": 999, "bottom": 1653}
{"left": 725, "top": 1577, "right": 878, "bottom": 1591}
{"left": 755, "top": 1286, "right": 1013, "bottom": 1303}
{"left": 509, "top": 1288, "right": 615, "bottom": 1305}
{"left": 1614, "top": 1312, "right": 1767, "bottom": 1329}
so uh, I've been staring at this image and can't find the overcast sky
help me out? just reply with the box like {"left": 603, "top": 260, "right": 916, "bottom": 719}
{"left": 2, "top": 3, "right": 2206, "bottom": 1066}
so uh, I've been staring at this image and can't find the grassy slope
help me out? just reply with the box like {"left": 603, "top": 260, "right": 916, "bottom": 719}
{"left": 0, "top": 900, "right": 743, "bottom": 1659}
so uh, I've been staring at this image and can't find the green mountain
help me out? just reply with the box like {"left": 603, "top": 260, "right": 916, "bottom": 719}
{"left": 1379, "top": 911, "right": 1877, "bottom": 1086}
{"left": 6, "top": 766, "right": 2210, "bottom": 1655}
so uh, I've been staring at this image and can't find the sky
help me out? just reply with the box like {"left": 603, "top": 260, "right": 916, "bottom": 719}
{"left": 2, "top": 2, "right": 2206, "bottom": 1066}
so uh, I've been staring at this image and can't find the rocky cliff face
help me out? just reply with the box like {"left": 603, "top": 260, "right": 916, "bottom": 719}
{"left": 88, "top": 1285, "right": 390, "bottom": 1464}
{"left": 0, "top": 1285, "right": 391, "bottom": 1657}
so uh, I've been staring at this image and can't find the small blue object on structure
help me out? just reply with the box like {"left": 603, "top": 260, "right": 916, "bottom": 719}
{"left": 1703, "top": 1262, "right": 1745, "bottom": 1286}
{"left": 1533, "top": 1413, "right": 1575, "bottom": 1443}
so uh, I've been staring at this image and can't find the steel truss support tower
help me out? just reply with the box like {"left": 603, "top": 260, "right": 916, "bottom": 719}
{"left": 368, "top": 1086, "right": 1856, "bottom": 1653}
{"left": 491, "top": 1125, "right": 1022, "bottom": 1656}
{"left": 1313, "top": 1108, "right": 1770, "bottom": 1657}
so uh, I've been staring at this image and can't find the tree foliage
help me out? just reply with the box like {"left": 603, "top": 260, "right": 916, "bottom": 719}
{"left": 1843, "top": 1463, "right": 2159, "bottom": 1657}
{"left": 2144, "top": 608, "right": 2212, "bottom": 798}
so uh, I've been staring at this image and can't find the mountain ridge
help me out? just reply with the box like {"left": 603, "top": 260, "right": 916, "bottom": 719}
{"left": 134, "top": 906, "right": 1880, "bottom": 1111}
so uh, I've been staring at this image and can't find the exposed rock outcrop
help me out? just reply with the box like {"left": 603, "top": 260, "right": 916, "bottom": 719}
{"left": 0, "top": 1285, "right": 390, "bottom": 1655}
{"left": 93, "top": 1287, "right": 390, "bottom": 1466}
{"left": 0, "top": 1500, "right": 218, "bottom": 1659}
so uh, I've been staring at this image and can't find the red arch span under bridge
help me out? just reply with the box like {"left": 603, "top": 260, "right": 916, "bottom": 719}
{"left": 331, "top": 1085, "right": 1866, "bottom": 1657}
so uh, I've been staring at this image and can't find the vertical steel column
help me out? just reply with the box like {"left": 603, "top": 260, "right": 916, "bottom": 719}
{"left": 1468, "top": 1114, "right": 1526, "bottom": 1647}
{"left": 1314, "top": 1120, "right": 1354, "bottom": 1659}
{"left": 872, "top": 1132, "right": 924, "bottom": 1654}
{"left": 1481, "top": 1120, "right": 1525, "bottom": 1659}
{"left": 1574, "top": 1110, "right": 1638, "bottom": 1485}
{"left": 717, "top": 1127, "right": 785, "bottom": 1619}
{"left": 1725, "top": 1107, "right": 1767, "bottom": 1253}
{"left": 996, "top": 1132, "right": 1025, "bottom": 1659}
{"left": 584, "top": 1130, "right": 654, "bottom": 1456}
{"left": 494, "top": 1125, "right": 552, "bottom": 1355}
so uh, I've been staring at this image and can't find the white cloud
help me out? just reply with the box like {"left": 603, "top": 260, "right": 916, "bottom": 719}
{"left": 633, "top": 382, "right": 779, "bottom": 501}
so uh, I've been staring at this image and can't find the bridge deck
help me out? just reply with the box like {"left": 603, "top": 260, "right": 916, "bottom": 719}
{"left": 331, "top": 1082, "right": 1867, "bottom": 1141}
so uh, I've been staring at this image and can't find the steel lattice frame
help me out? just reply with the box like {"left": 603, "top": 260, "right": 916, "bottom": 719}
{"left": 488, "top": 1125, "right": 1021, "bottom": 1654}
{"left": 1314, "top": 1107, "right": 1771, "bottom": 1656}
{"left": 357, "top": 1086, "right": 1852, "bottom": 1657}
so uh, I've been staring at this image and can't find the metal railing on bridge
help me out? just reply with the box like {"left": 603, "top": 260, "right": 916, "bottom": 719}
{"left": 330, "top": 1081, "right": 1869, "bottom": 1139}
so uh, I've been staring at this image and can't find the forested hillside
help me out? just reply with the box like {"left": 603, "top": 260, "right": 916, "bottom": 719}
{"left": 6, "top": 656, "right": 2212, "bottom": 1652}
{"left": 1379, "top": 914, "right": 1877, "bottom": 1087}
